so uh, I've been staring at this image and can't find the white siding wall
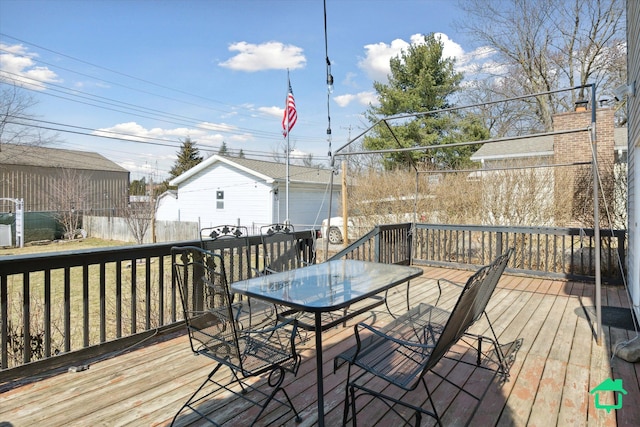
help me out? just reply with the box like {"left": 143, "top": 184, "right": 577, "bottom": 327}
{"left": 176, "top": 163, "right": 273, "bottom": 228}
{"left": 278, "top": 183, "right": 341, "bottom": 229}
{"left": 155, "top": 193, "right": 179, "bottom": 221}
{"left": 627, "top": 0, "right": 639, "bottom": 320}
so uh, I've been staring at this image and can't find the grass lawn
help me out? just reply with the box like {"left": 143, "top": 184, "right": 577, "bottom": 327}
{"left": 2, "top": 238, "right": 173, "bottom": 369}
{"left": 0, "top": 238, "right": 133, "bottom": 257}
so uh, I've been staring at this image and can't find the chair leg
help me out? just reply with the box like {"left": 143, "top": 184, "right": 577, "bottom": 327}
{"left": 171, "top": 363, "right": 222, "bottom": 426}
{"left": 421, "top": 377, "right": 443, "bottom": 427}
{"left": 406, "top": 281, "right": 411, "bottom": 312}
{"left": 342, "top": 365, "right": 354, "bottom": 426}
{"left": 349, "top": 383, "right": 358, "bottom": 427}
{"left": 251, "top": 366, "right": 301, "bottom": 424}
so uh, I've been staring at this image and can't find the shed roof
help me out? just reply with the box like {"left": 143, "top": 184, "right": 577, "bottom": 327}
{"left": 0, "top": 143, "right": 128, "bottom": 173}
{"left": 170, "top": 155, "right": 337, "bottom": 186}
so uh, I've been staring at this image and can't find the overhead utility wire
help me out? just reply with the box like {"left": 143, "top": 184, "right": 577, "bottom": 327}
{"left": 0, "top": 71, "right": 312, "bottom": 141}
{"left": 332, "top": 84, "right": 595, "bottom": 156}
{"left": 6, "top": 116, "right": 182, "bottom": 145}
{"left": 4, "top": 119, "right": 327, "bottom": 163}
{"left": 0, "top": 41, "right": 328, "bottom": 142}
{"left": 0, "top": 34, "right": 242, "bottom": 112}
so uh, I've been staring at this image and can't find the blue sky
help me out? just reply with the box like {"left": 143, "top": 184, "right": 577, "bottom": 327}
{"left": 0, "top": 0, "right": 493, "bottom": 180}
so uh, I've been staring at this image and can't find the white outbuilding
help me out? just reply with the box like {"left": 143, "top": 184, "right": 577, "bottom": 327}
{"left": 157, "top": 155, "right": 341, "bottom": 232}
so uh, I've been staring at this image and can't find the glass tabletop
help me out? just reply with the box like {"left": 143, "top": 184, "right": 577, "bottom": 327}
{"left": 231, "top": 259, "right": 423, "bottom": 312}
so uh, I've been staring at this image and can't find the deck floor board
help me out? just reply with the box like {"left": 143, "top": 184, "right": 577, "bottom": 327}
{"left": 1, "top": 267, "right": 638, "bottom": 426}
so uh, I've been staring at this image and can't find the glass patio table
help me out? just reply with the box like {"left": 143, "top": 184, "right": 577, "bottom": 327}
{"left": 230, "top": 259, "right": 424, "bottom": 427}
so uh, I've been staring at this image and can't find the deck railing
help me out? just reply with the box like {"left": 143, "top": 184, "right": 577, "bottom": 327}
{"left": 328, "top": 223, "right": 413, "bottom": 265}
{"left": 329, "top": 223, "right": 626, "bottom": 285}
{"left": 0, "top": 230, "right": 316, "bottom": 377}
{"left": 1, "top": 223, "right": 626, "bottom": 377}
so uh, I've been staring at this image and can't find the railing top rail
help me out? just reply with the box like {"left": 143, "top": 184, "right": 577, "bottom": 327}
{"left": 328, "top": 228, "right": 378, "bottom": 261}
{"left": 0, "top": 230, "right": 316, "bottom": 274}
{"left": 415, "top": 223, "right": 626, "bottom": 237}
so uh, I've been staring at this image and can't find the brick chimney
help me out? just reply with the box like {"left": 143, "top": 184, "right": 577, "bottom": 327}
{"left": 553, "top": 108, "right": 615, "bottom": 225}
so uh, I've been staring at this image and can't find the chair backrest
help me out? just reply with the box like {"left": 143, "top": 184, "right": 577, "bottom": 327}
{"left": 201, "top": 224, "right": 248, "bottom": 242}
{"left": 200, "top": 225, "right": 255, "bottom": 282}
{"left": 172, "top": 246, "right": 242, "bottom": 364}
{"left": 260, "top": 223, "right": 301, "bottom": 273}
{"left": 425, "top": 264, "right": 491, "bottom": 371}
{"left": 469, "top": 248, "right": 514, "bottom": 323}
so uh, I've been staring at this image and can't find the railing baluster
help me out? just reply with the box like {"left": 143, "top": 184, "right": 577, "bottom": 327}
{"left": 44, "top": 270, "right": 51, "bottom": 357}
{"left": 83, "top": 264, "right": 89, "bottom": 348}
{"left": 1, "top": 273, "right": 7, "bottom": 369}
{"left": 131, "top": 259, "right": 137, "bottom": 334}
{"left": 22, "top": 272, "right": 30, "bottom": 364}
{"left": 146, "top": 257, "right": 151, "bottom": 330}
{"left": 64, "top": 267, "right": 71, "bottom": 352}
{"left": 116, "top": 261, "right": 122, "bottom": 338}
{"left": 158, "top": 255, "right": 165, "bottom": 326}
{"left": 100, "top": 263, "right": 106, "bottom": 343}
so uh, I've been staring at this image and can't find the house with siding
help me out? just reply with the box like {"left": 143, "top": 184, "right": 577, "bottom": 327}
{"left": 0, "top": 143, "right": 129, "bottom": 214}
{"left": 157, "top": 155, "right": 340, "bottom": 232}
{"left": 471, "top": 110, "right": 626, "bottom": 167}
{"left": 470, "top": 108, "right": 627, "bottom": 227}
{"left": 627, "top": 0, "right": 639, "bottom": 323}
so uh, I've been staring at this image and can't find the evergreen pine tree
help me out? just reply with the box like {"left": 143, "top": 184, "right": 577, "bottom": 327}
{"left": 169, "top": 137, "right": 203, "bottom": 179}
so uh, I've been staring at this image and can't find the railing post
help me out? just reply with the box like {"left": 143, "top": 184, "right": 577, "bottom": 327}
{"left": 617, "top": 231, "right": 626, "bottom": 281}
{"left": 374, "top": 226, "right": 381, "bottom": 263}
{"left": 407, "top": 225, "right": 413, "bottom": 265}
{"left": 1, "top": 274, "right": 6, "bottom": 369}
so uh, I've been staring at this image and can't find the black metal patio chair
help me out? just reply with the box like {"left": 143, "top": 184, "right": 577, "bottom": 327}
{"left": 200, "top": 224, "right": 258, "bottom": 286}
{"left": 259, "top": 223, "right": 314, "bottom": 274}
{"left": 437, "top": 247, "right": 517, "bottom": 376}
{"left": 334, "top": 249, "right": 520, "bottom": 426}
{"left": 200, "top": 225, "right": 274, "bottom": 328}
{"left": 170, "top": 246, "right": 302, "bottom": 426}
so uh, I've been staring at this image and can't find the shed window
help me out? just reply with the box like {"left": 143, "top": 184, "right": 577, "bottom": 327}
{"left": 216, "top": 191, "right": 224, "bottom": 209}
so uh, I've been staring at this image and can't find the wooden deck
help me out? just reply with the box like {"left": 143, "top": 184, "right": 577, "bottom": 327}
{"left": 1, "top": 266, "right": 639, "bottom": 426}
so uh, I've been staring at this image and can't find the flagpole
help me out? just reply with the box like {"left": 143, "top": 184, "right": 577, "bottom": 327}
{"left": 285, "top": 71, "right": 290, "bottom": 225}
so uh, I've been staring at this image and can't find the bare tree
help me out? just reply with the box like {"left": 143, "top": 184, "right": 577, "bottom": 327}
{"left": 49, "top": 168, "right": 91, "bottom": 239}
{"left": 458, "top": 0, "right": 626, "bottom": 132}
{"left": 122, "top": 197, "right": 156, "bottom": 245}
{"left": 0, "top": 82, "right": 57, "bottom": 151}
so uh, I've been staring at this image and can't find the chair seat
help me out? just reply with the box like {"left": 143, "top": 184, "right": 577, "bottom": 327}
{"left": 336, "top": 303, "right": 449, "bottom": 390}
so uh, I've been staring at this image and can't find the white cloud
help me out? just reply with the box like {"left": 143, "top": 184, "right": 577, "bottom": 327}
{"left": 290, "top": 148, "right": 308, "bottom": 159}
{"left": 94, "top": 121, "right": 246, "bottom": 147}
{"left": 257, "top": 106, "right": 283, "bottom": 118}
{"left": 434, "top": 33, "right": 464, "bottom": 61}
{"left": 334, "top": 91, "right": 378, "bottom": 108}
{"left": 358, "top": 38, "right": 409, "bottom": 82}
{"left": 343, "top": 71, "right": 358, "bottom": 87}
{"left": 0, "top": 43, "right": 60, "bottom": 90}
{"left": 219, "top": 41, "right": 306, "bottom": 72}
{"left": 357, "top": 33, "right": 496, "bottom": 82}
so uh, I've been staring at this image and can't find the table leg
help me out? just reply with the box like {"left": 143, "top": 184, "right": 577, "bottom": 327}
{"left": 315, "top": 311, "right": 325, "bottom": 427}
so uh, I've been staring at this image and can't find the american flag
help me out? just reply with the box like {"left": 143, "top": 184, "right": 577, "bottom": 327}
{"left": 282, "top": 81, "right": 297, "bottom": 138}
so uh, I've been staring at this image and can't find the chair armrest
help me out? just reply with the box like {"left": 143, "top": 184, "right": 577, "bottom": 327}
{"left": 355, "top": 322, "right": 437, "bottom": 351}
{"left": 437, "top": 278, "right": 463, "bottom": 288}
